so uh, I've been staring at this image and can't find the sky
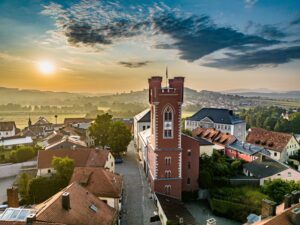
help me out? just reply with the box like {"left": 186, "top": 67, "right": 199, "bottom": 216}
{"left": 0, "top": 0, "right": 299, "bottom": 93}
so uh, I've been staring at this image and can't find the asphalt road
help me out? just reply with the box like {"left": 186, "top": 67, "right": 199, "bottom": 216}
{"left": 116, "top": 141, "right": 160, "bottom": 225}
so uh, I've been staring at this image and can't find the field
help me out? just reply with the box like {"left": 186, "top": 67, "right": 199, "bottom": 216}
{"left": 0, "top": 112, "right": 86, "bottom": 129}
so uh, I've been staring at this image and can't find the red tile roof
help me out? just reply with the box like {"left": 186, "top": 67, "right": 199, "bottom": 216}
{"left": 70, "top": 167, "right": 123, "bottom": 198}
{"left": 0, "top": 121, "right": 16, "bottom": 132}
{"left": 246, "top": 128, "right": 293, "bottom": 152}
{"left": 192, "top": 127, "right": 236, "bottom": 146}
{"left": 37, "top": 148, "right": 110, "bottom": 169}
{"left": 35, "top": 182, "right": 117, "bottom": 225}
{"left": 253, "top": 203, "right": 300, "bottom": 225}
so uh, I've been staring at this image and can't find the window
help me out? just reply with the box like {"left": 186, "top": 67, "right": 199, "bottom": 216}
{"left": 187, "top": 178, "right": 191, "bottom": 185}
{"left": 187, "top": 162, "right": 191, "bottom": 169}
{"left": 89, "top": 204, "right": 98, "bottom": 212}
{"left": 163, "top": 106, "right": 173, "bottom": 138}
{"left": 48, "top": 169, "right": 51, "bottom": 173}
{"left": 288, "top": 172, "right": 292, "bottom": 177}
{"left": 165, "top": 170, "right": 171, "bottom": 178}
{"left": 147, "top": 125, "right": 150, "bottom": 129}
{"left": 142, "top": 125, "right": 146, "bottom": 130}
{"left": 187, "top": 150, "right": 191, "bottom": 156}
{"left": 274, "top": 152, "right": 277, "bottom": 157}
{"left": 165, "top": 157, "right": 171, "bottom": 165}
{"left": 165, "top": 185, "right": 171, "bottom": 195}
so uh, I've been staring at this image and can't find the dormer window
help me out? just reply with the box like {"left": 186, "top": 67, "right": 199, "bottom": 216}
{"left": 163, "top": 106, "right": 173, "bottom": 139}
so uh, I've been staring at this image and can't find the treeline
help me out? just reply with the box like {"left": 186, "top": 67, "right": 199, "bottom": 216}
{"left": 239, "top": 106, "right": 300, "bottom": 133}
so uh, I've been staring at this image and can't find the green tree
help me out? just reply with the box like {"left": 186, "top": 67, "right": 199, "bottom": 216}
{"left": 108, "top": 121, "right": 132, "bottom": 156}
{"left": 17, "top": 173, "right": 32, "bottom": 203}
{"left": 89, "top": 113, "right": 113, "bottom": 148}
{"left": 261, "top": 179, "right": 300, "bottom": 203}
{"left": 52, "top": 156, "right": 75, "bottom": 186}
{"left": 199, "top": 170, "right": 212, "bottom": 188}
{"left": 182, "top": 129, "right": 192, "bottom": 136}
{"left": 9, "top": 146, "right": 35, "bottom": 163}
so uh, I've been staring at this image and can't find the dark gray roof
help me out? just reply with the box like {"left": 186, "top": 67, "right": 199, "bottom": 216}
{"left": 243, "top": 155, "right": 288, "bottom": 178}
{"left": 134, "top": 109, "right": 150, "bottom": 123}
{"left": 188, "top": 108, "right": 244, "bottom": 124}
{"left": 227, "top": 141, "right": 270, "bottom": 156}
{"left": 194, "top": 136, "right": 214, "bottom": 146}
{"left": 155, "top": 193, "right": 197, "bottom": 225}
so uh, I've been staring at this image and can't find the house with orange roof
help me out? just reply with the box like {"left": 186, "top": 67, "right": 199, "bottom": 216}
{"left": 246, "top": 128, "right": 300, "bottom": 162}
{"left": 70, "top": 167, "right": 123, "bottom": 212}
{"left": 37, "top": 148, "right": 115, "bottom": 176}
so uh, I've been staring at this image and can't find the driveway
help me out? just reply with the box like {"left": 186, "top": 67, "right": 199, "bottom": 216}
{"left": 116, "top": 141, "right": 161, "bottom": 225}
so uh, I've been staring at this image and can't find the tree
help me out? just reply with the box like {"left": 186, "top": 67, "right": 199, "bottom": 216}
{"left": 108, "top": 121, "right": 132, "bottom": 156}
{"left": 52, "top": 156, "right": 74, "bottom": 186}
{"left": 261, "top": 179, "right": 300, "bottom": 203}
{"left": 182, "top": 129, "right": 192, "bottom": 136}
{"left": 9, "top": 146, "right": 35, "bottom": 163}
{"left": 89, "top": 113, "right": 113, "bottom": 148}
{"left": 18, "top": 173, "right": 32, "bottom": 203}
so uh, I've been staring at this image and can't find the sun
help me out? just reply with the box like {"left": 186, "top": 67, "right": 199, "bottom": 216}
{"left": 37, "top": 60, "right": 55, "bottom": 75}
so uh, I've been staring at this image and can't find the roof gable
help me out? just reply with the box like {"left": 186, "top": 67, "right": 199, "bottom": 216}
{"left": 246, "top": 128, "right": 293, "bottom": 152}
{"left": 188, "top": 108, "right": 244, "bottom": 125}
{"left": 35, "top": 182, "right": 117, "bottom": 225}
{"left": 0, "top": 121, "right": 16, "bottom": 132}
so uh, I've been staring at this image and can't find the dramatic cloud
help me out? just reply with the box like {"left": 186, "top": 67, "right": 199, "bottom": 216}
{"left": 42, "top": 1, "right": 300, "bottom": 70}
{"left": 203, "top": 45, "right": 300, "bottom": 70}
{"left": 118, "top": 61, "right": 151, "bottom": 68}
{"left": 151, "top": 12, "right": 277, "bottom": 61}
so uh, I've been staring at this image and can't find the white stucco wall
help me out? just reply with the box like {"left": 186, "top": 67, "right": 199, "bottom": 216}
{"left": 200, "top": 145, "right": 213, "bottom": 157}
{"left": 260, "top": 168, "right": 300, "bottom": 185}
{"left": 105, "top": 152, "right": 115, "bottom": 173}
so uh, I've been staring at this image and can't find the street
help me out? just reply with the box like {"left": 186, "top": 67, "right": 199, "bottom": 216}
{"left": 116, "top": 141, "right": 160, "bottom": 225}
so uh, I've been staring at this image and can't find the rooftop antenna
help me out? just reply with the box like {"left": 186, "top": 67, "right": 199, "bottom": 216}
{"left": 166, "top": 66, "right": 168, "bottom": 88}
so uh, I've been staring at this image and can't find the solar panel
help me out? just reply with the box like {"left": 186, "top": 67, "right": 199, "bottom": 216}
{"left": 0, "top": 208, "right": 32, "bottom": 221}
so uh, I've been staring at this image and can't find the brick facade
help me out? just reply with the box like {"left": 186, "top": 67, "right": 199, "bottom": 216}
{"left": 146, "top": 76, "right": 199, "bottom": 199}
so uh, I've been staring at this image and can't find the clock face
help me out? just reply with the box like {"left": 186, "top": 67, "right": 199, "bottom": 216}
{"left": 164, "top": 121, "right": 172, "bottom": 129}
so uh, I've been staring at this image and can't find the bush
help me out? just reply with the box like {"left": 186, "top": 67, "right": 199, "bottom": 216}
{"left": 9, "top": 146, "right": 35, "bottom": 163}
{"left": 210, "top": 186, "right": 267, "bottom": 222}
{"left": 261, "top": 179, "right": 300, "bottom": 203}
{"left": 199, "top": 170, "right": 213, "bottom": 188}
{"left": 27, "top": 176, "right": 62, "bottom": 204}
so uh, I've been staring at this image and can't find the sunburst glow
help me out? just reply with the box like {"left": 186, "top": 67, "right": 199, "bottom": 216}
{"left": 37, "top": 60, "right": 55, "bottom": 75}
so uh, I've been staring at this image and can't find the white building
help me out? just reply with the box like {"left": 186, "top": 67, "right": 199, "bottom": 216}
{"left": 185, "top": 108, "right": 246, "bottom": 141}
{"left": 0, "top": 121, "right": 16, "bottom": 139}
{"left": 243, "top": 154, "right": 300, "bottom": 186}
{"left": 0, "top": 136, "right": 33, "bottom": 149}
{"left": 133, "top": 108, "right": 150, "bottom": 146}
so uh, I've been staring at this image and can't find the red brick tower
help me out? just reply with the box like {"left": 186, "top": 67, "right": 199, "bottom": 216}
{"left": 147, "top": 76, "right": 184, "bottom": 199}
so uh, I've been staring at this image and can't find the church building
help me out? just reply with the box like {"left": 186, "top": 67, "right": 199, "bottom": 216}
{"left": 144, "top": 76, "right": 199, "bottom": 200}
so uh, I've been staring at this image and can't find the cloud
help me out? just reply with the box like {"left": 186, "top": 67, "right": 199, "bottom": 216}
{"left": 290, "top": 15, "right": 300, "bottom": 26}
{"left": 202, "top": 45, "right": 300, "bottom": 70}
{"left": 41, "top": 1, "right": 299, "bottom": 71}
{"left": 244, "top": 0, "right": 258, "bottom": 8}
{"left": 118, "top": 61, "right": 151, "bottom": 68}
{"left": 151, "top": 12, "right": 277, "bottom": 62}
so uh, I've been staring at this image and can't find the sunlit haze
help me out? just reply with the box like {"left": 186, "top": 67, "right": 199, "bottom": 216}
{"left": 0, "top": 0, "right": 299, "bottom": 93}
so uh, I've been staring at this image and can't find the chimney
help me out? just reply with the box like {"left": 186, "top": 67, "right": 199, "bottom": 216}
{"left": 284, "top": 194, "right": 292, "bottom": 209}
{"left": 7, "top": 187, "right": 19, "bottom": 208}
{"left": 206, "top": 218, "right": 217, "bottom": 225}
{"left": 62, "top": 192, "right": 70, "bottom": 210}
{"left": 290, "top": 207, "right": 300, "bottom": 225}
{"left": 26, "top": 214, "right": 36, "bottom": 225}
{"left": 261, "top": 199, "right": 276, "bottom": 219}
{"left": 292, "top": 190, "right": 300, "bottom": 204}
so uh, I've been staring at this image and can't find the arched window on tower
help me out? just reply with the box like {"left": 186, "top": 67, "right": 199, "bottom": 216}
{"left": 163, "top": 106, "right": 173, "bottom": 139}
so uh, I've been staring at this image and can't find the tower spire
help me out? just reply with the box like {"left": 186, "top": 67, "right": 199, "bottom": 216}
{"left": 166, "top": 66, "right": 168, "bottom": 87}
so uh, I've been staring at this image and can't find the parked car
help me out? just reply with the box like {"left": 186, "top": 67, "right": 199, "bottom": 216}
{"left": 115, "top": 157, "right": 123, "bottom": 164}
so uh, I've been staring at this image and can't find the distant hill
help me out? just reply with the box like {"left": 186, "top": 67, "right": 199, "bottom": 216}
{"left": 0, "top": 86, "right": 299, "bottom": 110}
{"left": 225, "top": 91, "right": 300, "bottom": 99}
